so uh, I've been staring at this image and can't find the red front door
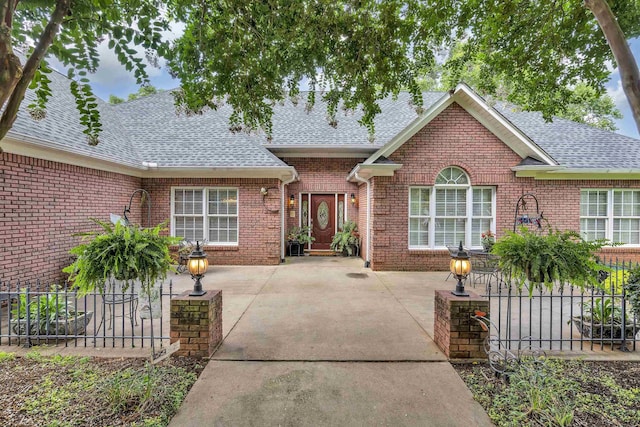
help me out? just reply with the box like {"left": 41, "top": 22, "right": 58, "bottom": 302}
{"left": 311, "top": 195, "right": 335, "bottom": 250}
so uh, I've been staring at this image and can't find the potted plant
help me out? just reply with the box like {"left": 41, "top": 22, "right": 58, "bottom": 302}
{"left": 11, "top": 285, "right": 93, "bottom": 336}
{"left": 330, "top": 221, "right": 360, "bottom": 256}
{"left": 63, "top": 219, "right": 179, "bottom": 295}
{"left": 480, "top": 230, "right": 495, "bottom": 252}
{"left": 570, "top": 297, "right": 635, "bottom": 340}
{"left": 287, "top": 225, "right": 315, "bottom": 256}
{"left": 492, "top": 227, "right": 607, "bottom": 293}
{"left": 63, "top": 219, "right": 178, "bottom": 353}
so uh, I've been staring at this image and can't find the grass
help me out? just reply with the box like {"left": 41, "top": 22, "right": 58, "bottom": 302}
{"left": 0, "top": 350, "right": 203, "bottom": 427}
{"left": 454, "top": 358, "right": 640, "bottom": 427}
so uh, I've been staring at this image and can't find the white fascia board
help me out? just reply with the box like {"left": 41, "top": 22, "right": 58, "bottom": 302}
{"left": 347, "top": 163, "right": 403, "bottom": 181}
{"left": 454, "top": 84, "right": 557, "bottom": 165}
{"left": 363, "top": 92, "right": 455, "bottom": 165}
{"left": 3, "top": 134, "right": 298, "bottom": 180}
{"left": 3, "top": 134, "right": 144, "bottom": 176}
{"left": 514, "top": 168, "right": 640, "bottom": 180}
{"left": 511, "top": 165, "right": 566, "bottom": 172}
{"left": 143, "top": 166, "right": 297, "bottom": 180}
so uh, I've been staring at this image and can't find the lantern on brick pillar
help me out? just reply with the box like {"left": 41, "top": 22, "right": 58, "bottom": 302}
{"left": 187, "top": 241, "right": 209, "bottom": 296}
{"left": 450, "top": 241, "right": 471, "bottom": 297}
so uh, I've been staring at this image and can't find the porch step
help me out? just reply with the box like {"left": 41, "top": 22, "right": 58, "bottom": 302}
{"left": 307, "top": 250, "right": 336, "bottom": 257}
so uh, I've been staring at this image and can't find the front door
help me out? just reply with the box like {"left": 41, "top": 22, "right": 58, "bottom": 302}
{"left": 311, "top": 195, "right": 335, "bottom": 250}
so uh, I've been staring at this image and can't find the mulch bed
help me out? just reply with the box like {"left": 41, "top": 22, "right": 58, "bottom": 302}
{"left": 0, "top": 353, "right": 205, "bottom": 427}
{"left": 453, "top": 359, "right": 640, "bottom": 427}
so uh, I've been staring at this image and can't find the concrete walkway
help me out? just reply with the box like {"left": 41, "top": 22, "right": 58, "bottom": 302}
{"left": 170, "top": 258, "right": 492, "bottom": 426}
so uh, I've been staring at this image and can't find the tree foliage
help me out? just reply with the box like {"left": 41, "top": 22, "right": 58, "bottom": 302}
{"left": 167, "top": 0, "right": 454, "bottom": 140}
{"left": 127, "top": 84, "right": 158, "bottom": 100}
{"left": 419, "top": 42, "right": 623, "bottom": 131}
{"left": 455, "top": 0, "right": 640, "bottom": 131}
{"left": 108, "top": 94, "right": 125, "bottom": 105}
{"left": 0, "top": 0, "right": 169, "bottom": 149}
{"left": 1, "top": 0, "right": 639, "bottom": 150}
{"left": 166, "top": 0, "right": 640, "bottom": 139}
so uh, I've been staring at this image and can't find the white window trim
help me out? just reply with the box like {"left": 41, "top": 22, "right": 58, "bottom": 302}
{"left": 581, "top": 188, "right": 640, "bottom": 247}
{"left": 408, "top": 185, "right": 496, "bottom": 250}
{"left": 171, "top": 186, "right": 239, "bottom": 246}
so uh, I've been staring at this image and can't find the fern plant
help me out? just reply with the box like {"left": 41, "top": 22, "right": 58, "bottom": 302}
{"left": 63, "top": 219, "right": 180, "bottom": 295}
{"left": 330, "top": 221, "right": 360, "bottom": 256}
{"left": 492, "top": 227, "right": 607, "bottom": 293}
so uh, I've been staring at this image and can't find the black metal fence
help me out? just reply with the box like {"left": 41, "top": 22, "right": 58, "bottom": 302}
{"left": 0, "top": 279, "right": 176, "bottom": 349}
{"left": 481, "top": 259, "right": 638, "bottom": 352}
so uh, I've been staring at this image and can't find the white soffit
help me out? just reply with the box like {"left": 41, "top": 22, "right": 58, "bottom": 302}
{"left": 347, "top": 163, "right": 403, "bottom": 181}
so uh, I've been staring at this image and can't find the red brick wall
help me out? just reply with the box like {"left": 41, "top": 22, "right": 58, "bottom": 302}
{"left": 0, "top": 153, "right": 142, "bottom": 285}
{"left": 282, "top": 158, "right": 362, "bottom": 246}
{"left": 142, "top": 177, "right": 282, "bottom": 265}
{"left": 370, "top": 103, "right": 640, "bottom": 271}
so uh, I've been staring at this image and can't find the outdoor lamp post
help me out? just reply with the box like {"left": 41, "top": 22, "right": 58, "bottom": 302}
{"left": 187, "top": 241, "right": 209, "bottom": 296}
{"left": 450, "top": 241, "right": 472, "bottom": 297}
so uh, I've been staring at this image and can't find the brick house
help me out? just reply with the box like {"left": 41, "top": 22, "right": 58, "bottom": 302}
{"left": 2, "top": 67, "right": 640, "bottom": 283}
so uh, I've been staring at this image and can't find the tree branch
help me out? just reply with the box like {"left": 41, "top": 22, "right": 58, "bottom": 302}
{"left": 585, "top": 0, "right": 640, "bottom": 134}
{"left": 0, "top": 0, "right": 71, "bottom": 144}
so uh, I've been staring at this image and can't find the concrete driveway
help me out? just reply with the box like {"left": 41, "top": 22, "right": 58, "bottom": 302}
{"left": 170, "top": 258, "right": 492, "bottom": 427}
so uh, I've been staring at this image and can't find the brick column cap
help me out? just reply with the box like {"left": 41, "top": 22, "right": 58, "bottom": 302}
{"left": 173, "top": 289, "right": 222, "bottom": 302}
{"left": 435, "top": 289, "right": 486, "bottom": 302}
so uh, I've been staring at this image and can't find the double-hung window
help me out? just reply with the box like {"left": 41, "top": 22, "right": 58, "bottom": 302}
{"left": 172, "top": 187, "right": 238, "bottom": 245}
{"left": 581, "top": 189, "right": 640, "bottom": 245}
{"left": 409, "top": 167, "right": 495, "bottom": 249}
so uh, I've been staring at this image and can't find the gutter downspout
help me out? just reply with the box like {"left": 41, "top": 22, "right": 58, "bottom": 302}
{"left": 281, "top": 170, "right": 299, "bottom": 262}
{"left": 353, "top": 171, "right": 371, "bottom": 268}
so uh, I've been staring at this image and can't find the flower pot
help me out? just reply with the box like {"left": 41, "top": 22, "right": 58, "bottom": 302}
{"left": 287, "top": 241, "right": 303, "bottom": 256}
{"left": 482, "top": 243, "right": 493, "bottom": 252}
{"left": 571, "top": 316, "right": 636, "bottom": 341}
{"left": 11, "top": 311, "right": 94, "bottom": 336}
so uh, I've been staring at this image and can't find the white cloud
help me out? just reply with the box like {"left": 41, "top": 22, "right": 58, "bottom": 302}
{"left": 48, "top": 21, "right": 184, "bottom": 100}
{"left": 607, "top": 79, "right": 628, "bottom": 111}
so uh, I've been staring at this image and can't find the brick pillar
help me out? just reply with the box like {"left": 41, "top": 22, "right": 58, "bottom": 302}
{"left": 170, "top": 290, "right": 222, "bottom": 358}
{"left": 434, "top": 290, "right": 488, "bottom": 359}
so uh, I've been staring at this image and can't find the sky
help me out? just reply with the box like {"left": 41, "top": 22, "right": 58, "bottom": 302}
{"left": 82, "top": 34, "right": 640, "bottom": 141}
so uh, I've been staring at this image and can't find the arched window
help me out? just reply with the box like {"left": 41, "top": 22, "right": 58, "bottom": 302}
{"left": 409, "top": 167, "right": 495, "bottom": 249}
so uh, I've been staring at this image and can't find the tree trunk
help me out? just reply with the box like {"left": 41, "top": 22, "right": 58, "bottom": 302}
{"left": 0, "top": 0, "right": 22, "bottom": 141}
{"left": 585, "top": 0, "right": 640, "bottom": 135}
{"left": 0, "top": 0, "right": 70, "bottom": 148}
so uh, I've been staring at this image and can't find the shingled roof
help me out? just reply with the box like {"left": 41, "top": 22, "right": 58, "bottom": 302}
{"left": 494, "top": 104, "right": 640, "bottom": 170}
{"left": 6, "top": 67, "right": 640, "bottom": 172}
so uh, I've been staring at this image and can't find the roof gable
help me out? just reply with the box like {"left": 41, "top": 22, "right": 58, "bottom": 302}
{"left": 363, "top": 84, "right": 557, "bottom": 166}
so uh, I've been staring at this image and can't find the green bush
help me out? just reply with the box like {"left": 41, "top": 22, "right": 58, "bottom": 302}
{"left": 624, "top": 264, "right": 640, "bottom": 318}
{"left": 599, "top": 268, "right": 627, "bottom": 294}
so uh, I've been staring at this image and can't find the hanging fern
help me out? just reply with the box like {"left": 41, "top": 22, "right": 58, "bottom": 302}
{"left": 63, "top": 219, "right": 180, "bottom": 295}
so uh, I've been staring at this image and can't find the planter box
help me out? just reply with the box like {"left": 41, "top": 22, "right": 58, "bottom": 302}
{"left": 11, "top": 311, "right": 94, "bottom": 336}
{"left": 287, "top": 241, "right": 304, "bottom": 256}
{"left": 571, "top": 316, "right": 637, "bottom": 341}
